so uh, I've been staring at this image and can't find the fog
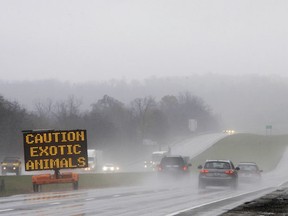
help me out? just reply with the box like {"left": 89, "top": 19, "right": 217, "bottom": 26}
{"left": 1, "top": 1, "right": 287, "bottom": 82}
{"left": 1, "top": 1, "right": 288, "bottom": 134}
{"left": 1, "top": 74, "right": 288, "bottom": 135}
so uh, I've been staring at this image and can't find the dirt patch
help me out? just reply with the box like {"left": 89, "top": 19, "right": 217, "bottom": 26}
{"left": 222, "top": 187, "right": 288, "bottom": 216}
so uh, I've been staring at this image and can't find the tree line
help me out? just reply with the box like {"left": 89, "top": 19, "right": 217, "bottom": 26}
{"left": 0, "top": 92, "right": 220, "bottom": 159}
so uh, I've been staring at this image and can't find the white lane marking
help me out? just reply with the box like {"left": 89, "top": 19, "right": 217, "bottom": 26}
{"left": 113, "top": 195, "right": 120, "bottom": 198}
{"left": 49, "top": 202, "right": 61, "bottom": 205}
{"left": 85, "top": 198, "right": 95, "bottom": 201}
{"left": 278, "top": 180, "right": 288, "bottom": 187}
{"left": 166, "top": 187, "right": 274, "bottom": 216}
{"left": 0, "top": 209, "right": 13, "bottom": 212}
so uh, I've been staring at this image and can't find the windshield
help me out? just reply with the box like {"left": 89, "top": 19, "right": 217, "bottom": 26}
{"left": 238, "top": 165, "right": 258, "bottom": 171}
{"left": 3, "top": 158, "right": 19, "bottom": 163}
{"left": 161, "top": 157, "right": 184, "bottom": 166}
{"left": 204, "top": 162, "right": 231, "bottom": 169}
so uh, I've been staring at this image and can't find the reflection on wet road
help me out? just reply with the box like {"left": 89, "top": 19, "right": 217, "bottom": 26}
{"left": 1, "top": 136, "right": 288, "bottom": 216}
{"left": 0, "top": 172, "right": 284, "bottom": 216}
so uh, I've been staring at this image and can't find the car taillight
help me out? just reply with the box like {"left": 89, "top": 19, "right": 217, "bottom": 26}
{"left": 182, "top": 166, "right": 187, "bottom": 171}
{"left": 157, "top": 165, "right": 163, "bottom": 171}
{"left": 225, "top": 170, "right": 234, "bottom": 174}
{"left": 200, "top": 169, "right": 209, "bottom": 173}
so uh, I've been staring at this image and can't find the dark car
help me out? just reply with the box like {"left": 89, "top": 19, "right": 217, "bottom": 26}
{"left": 1, "top": 157, "right": 22, "bottom": 176}
{"left": 157, "top": 156, "right": 192, "bottom": 179}
{"left": 144, "top": 151, "right": 169, "bottom": 171}
{"left": 198, "top": 160, "right": 239, "bottom": 189}
{"left": 236, "top": 162, "right": 262, "bottom": 182}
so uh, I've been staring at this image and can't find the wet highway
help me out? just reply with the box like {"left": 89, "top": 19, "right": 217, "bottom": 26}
{"left": 0, "top": 170, "right": 286, "bottom": 216}
{"left": 1, "top": 133, "right": 288, "bottom": 215}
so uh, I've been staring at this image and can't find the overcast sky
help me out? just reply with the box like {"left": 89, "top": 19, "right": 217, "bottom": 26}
{"left": 0, "top": 0, "right": 287, "bottom": 83}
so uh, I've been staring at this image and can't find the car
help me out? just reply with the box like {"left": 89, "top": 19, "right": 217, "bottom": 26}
{"left": 144, "top": 151, "right": 169, "bottom": 171}
{"left": 1, "top": 157, "right": 22, "bottom": 176}
{"left": 198, "top": 160, "right": 239, "bottom": 189}
{"left": 157, "top": 155, "right": 192, "bottom": 179}
{"left": 102, "top": 163, "right": 120, "bottom": 172}
{"left": 236, "top": 162, "right": 262, "bottom": 182}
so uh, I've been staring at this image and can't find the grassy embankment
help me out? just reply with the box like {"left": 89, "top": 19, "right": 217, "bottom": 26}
{"left": 191, "top": 133, "right": 288, "bottom": 172}
{"left": 1, "top": 133, "right": 288, "bottom": 196}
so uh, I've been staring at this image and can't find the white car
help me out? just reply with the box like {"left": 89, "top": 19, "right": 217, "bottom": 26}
{"left": 102, "top": 163, "right": 120, "bottom": 172}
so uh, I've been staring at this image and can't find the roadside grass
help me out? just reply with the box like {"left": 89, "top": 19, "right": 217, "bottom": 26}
{"left": 191, "top": 133, "right": 288, "bottom": 172}
{"left": 0, "top": 175, "right": 32, "bottom": 196}
{"left": 0, "top": 172, "right": 155, "bottom": 197}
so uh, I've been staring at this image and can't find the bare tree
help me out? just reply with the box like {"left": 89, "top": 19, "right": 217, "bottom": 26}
{"left": 0, "top": 95, "right": 29, "bottom": 155}
{"left": 130, "top": 96, "right": 157, "bottom": 141}
{"left": 33, "top": 98, "right": 55, "bottom": 128}
{"left": 53, "top": 95, "right": 83, "bottom": 129}
{"left": 177, "top": 92, "right": 217, "bottom": 132}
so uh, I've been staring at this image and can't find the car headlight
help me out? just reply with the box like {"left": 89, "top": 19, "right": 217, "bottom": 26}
{"left": 102, "top": 166, "right": 108, "bottom": 171}
{"left": 2, "top": 167, "right": 6, "bottom": 170}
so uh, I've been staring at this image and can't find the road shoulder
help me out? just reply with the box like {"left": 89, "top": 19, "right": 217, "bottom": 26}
{"left": 221, "top": 187, "right": 288, "bottom": 215}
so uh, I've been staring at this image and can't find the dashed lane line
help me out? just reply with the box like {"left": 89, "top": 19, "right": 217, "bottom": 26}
{"left": 0, "top": 209, "right": 14, "bottom": 213}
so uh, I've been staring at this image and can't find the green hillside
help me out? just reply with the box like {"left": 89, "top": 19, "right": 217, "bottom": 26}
{"left": 192, "top": 133, "right": 288, "bottom": 172}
